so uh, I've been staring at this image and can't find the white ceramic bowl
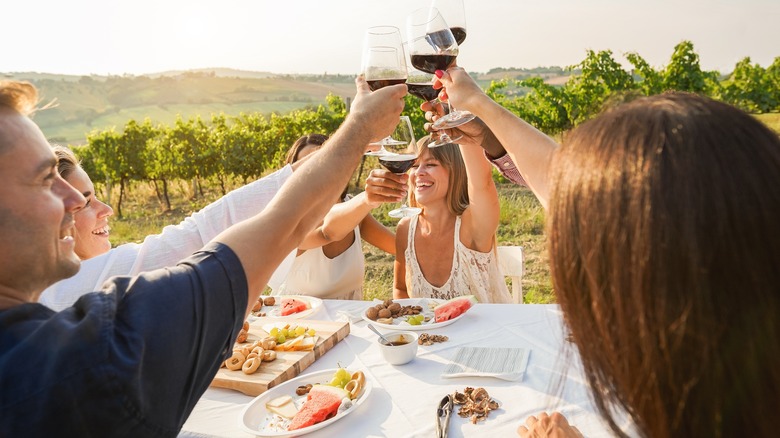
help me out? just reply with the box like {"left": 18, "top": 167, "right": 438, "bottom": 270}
{"left": 378, "top": 331, "right": 419, "bottom": 365}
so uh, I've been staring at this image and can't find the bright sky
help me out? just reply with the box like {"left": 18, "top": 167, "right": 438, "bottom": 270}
{"left": 3, "top": 0, "right": 778, "bottom": 76}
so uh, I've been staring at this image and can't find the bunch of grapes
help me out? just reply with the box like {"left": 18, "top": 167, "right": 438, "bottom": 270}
{"left": 328, "top": 368, "right": 351, "bottom": 388}
{"left": 268, "top": 325, "right": 316, "bottom": 344}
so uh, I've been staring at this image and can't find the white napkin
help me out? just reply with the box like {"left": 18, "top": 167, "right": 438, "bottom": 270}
{"left": 335, "top": 308, "right": 366, "bottom": 324}
{"left": 442, "top": 347, "right": 530, "bottom": 382}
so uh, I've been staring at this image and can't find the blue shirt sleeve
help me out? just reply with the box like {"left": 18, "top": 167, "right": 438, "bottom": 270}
{"left": 0, "top": 241, "right": 248, "bottom": 436}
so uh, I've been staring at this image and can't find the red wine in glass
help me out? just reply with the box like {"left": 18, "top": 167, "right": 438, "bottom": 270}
{"left": 379, "top": 153, "right": 421, "bottom": 218}
{"left": 367, "top": 78, "right": 407, "bottom": 91}
{"left": 410, "top": 54, "right": 457, "bottom": 74}
{"left": 407, "top": 83, "right": 439, "bottom": 101}
{"left": 378, "top": 154, "right": 417, "bottom": 174}
{"left": 450, "top": 27, "right": 466, "bottom": 45}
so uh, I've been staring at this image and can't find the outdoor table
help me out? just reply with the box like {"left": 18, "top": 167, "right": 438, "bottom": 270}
{"left": 180, "top": 301, "right": 631, "bottom": 437}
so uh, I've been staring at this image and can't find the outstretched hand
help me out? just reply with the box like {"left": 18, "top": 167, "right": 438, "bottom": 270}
{"left": 351, "top": 76, "right": 407, "bottom": 144}
{"left": 422, "top": 68, "right": 506, "bottom": 158}
{"left": 517, "top": 412, "right": 583, "bottom": 438}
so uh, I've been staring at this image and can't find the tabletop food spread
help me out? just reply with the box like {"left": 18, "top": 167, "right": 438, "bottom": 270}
{"left": 185, "top": 300, "right": 631, "bottom": 438}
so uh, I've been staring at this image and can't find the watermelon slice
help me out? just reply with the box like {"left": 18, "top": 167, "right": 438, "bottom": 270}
{"left": 433, "top": 295, "right": 478, "bottom": 323}
{"left": 280, "top": 297, "right": 308, "bottom": 316}
{"left": 288, "top": 385, "right": 349, "bottom": 431}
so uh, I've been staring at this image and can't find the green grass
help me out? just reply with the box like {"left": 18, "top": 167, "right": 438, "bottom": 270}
{"left": 755, "top": 113, "right": 780, "bottom": 133}
{"left": 106, "top": 179, "right": 553, "bottom": 303}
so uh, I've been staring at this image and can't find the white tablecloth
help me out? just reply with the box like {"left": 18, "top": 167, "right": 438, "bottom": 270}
{"left": 181, "top": 302, "right": 632, "bottom": 437}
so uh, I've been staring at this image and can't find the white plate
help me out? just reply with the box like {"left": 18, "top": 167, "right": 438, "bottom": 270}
{"left": 361, "top": 298, "right": 466, "bottom": 331}
{"left": 240, "top": 369, "right": 372, "bottom": 437}
{"left": 254, "top": 295, "right": 323, "bottom": 320}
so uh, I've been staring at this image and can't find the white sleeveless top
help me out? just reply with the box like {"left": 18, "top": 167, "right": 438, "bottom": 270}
{"left": 276, "top": 227, "right": 365, "bottom": 300}
{"left": 405, "top": 215, "right": 511, "bottom": 303}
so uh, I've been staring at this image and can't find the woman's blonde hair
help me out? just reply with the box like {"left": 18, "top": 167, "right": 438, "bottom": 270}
{"left": 52, "top": 145, "right": 80, "bottom": 179}
{"left": 408, "top": 135, "right": 469, "bottom": 215}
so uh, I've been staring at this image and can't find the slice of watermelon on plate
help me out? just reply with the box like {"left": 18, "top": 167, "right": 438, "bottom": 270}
{"left": 434, "top": 295, "right": 478, "bottom": 323}
{"left": 280, "top": 297, "right": 309, "bottom": 316}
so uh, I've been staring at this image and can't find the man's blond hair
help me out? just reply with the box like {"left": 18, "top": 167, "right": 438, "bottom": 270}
{"left": 0, "top": 80, "right": 38, "bottom": 116}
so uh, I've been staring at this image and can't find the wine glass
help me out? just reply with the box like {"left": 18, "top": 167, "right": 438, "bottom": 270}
{"left": 362, "top": 26, "right": 409, "bottom": 155}
{"left": 376, "top": 116, "right": 421, "bottom": 218}
{"left": 433, "top": 0, "right": 467, "bottom": 46}
{"left": 405, "top": 43, "right": 459, "bottom": 148}
{"left": 406, "top": 7, "right": 474, "bottom": 133}
{"left": 406, "top": 7, "right": 475, "bottom": 131}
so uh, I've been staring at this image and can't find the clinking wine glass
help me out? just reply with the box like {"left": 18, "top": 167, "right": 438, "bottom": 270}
{"left": 405, "top": 41, "right": 459, "bottom": 148}
{"left": 362, "top": 26, "right": 409, "bottom": 155}
{"left": 406, "top": 7, "right": 475, "bottom": 132}
{"left": 432, "top": 0, "right": 468, "bottom": 45}
{"left": 376, "top": 116, "right": 421, "bottom": 218}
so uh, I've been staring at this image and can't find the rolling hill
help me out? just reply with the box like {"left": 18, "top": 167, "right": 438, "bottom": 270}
{"left": 2, "top": 67, "right": 571, "bottom": 145}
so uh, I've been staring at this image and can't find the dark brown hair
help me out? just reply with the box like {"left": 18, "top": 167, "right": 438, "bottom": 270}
{"left": 285, "top": 134, "right": 329, "bottom": 164}
{"left": 548, "top": 92, "right": 780, "bottom": 437}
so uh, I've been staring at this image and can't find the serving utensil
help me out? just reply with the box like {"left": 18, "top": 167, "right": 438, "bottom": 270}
{"left": 367, "top": 324, "right": 392, "bottom": 345}
{"left": 436, "top": 394, "right": 453, "bottom": 438}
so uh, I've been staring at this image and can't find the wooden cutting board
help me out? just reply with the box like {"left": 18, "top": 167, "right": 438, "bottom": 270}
{"left": 210, "top": 318, "right": 350, "bottom": 396}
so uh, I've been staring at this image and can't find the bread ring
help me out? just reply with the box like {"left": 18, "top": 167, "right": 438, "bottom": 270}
{"left": 251, "top": 346, "right": 264, "bottom": 355}
{"left": 261, "top": 350, "right": 277, "bottom": 362}
{"left": 261, "top": 337, "right": 277, "bottom": 350}
{"left": 225, "top": 352, "right": 246, "bottom": 371}
{"left": 242, "top": 357, "right": 261, "bottom": 374}
{"left": 238, "top": 346, "right": 251, "bottom": 357}
{"left": 350, "top": 371, "right": 366, "bottom": 387}
{"left": 345, "top": 379, "right": 363, "bottom": 399}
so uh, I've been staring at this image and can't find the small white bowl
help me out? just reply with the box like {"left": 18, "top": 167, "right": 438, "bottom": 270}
{"left": 378, "top": 331, "right": 419, "bottom": 365}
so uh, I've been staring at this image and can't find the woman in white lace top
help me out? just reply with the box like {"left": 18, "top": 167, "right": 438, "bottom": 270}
{"left": 393, "top": 136, "right": 511, "bottom": 303}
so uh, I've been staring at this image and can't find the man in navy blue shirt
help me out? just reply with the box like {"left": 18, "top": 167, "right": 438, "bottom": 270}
{"left": 0, "top": 78, "right": 406, "bottom": 437}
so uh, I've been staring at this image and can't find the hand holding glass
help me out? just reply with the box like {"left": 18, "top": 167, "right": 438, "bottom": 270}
{"left": 375, "top": 116, "right": 421, "bottom": 218}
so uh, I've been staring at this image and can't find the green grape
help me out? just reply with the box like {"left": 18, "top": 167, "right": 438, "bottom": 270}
{"left": 281, "top": 328, "right": 289, "bottom": 337}
{"left": 406, "top": 315, "right": 424, "bottom": 325}
{"left": 329, "top": 376, "right": 342, "bottom": 387}
{"left": 294, "top": 326, "right": 306, "bottom": 337}
{"left": 269, "top": 327, "right": 279, "bottom": 338}
{"left": 306, "top": 328, "right": 316, "bottom": 336}
{"left": 276, "top": 334, "right": 286, "bottom": 344}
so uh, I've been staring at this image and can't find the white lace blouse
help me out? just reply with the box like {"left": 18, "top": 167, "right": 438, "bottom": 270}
{"left": 39, "top": 165, "right": 296, "bottom": 311}
{"left": 405, "top": 215, "right": 512, "bottom": 303}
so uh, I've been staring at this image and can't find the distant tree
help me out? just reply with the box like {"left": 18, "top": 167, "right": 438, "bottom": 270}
{"left": 662, "top": 41, "right": 720, "bottom": 94}
{"left": 625, "top": 52, "right": 664, "bottom": 95}
{"left": 563, "top": 49, "right": 636, "bottom": 125}
{"left": 720, "top": 57, "right": 778, "bottom": 112}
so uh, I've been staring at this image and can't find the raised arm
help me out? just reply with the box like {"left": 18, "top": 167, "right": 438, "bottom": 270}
{"left": 298, "top": 192, "right": 383, "bottom": 251}
{"left": 434, "top": 68, "right": 558, "bottom": 208}
{"left": 215, "top": 78, "right": 407, "bottom": 316}
{"left": 459, "top": 140, "right": 500, "bottom": 252}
